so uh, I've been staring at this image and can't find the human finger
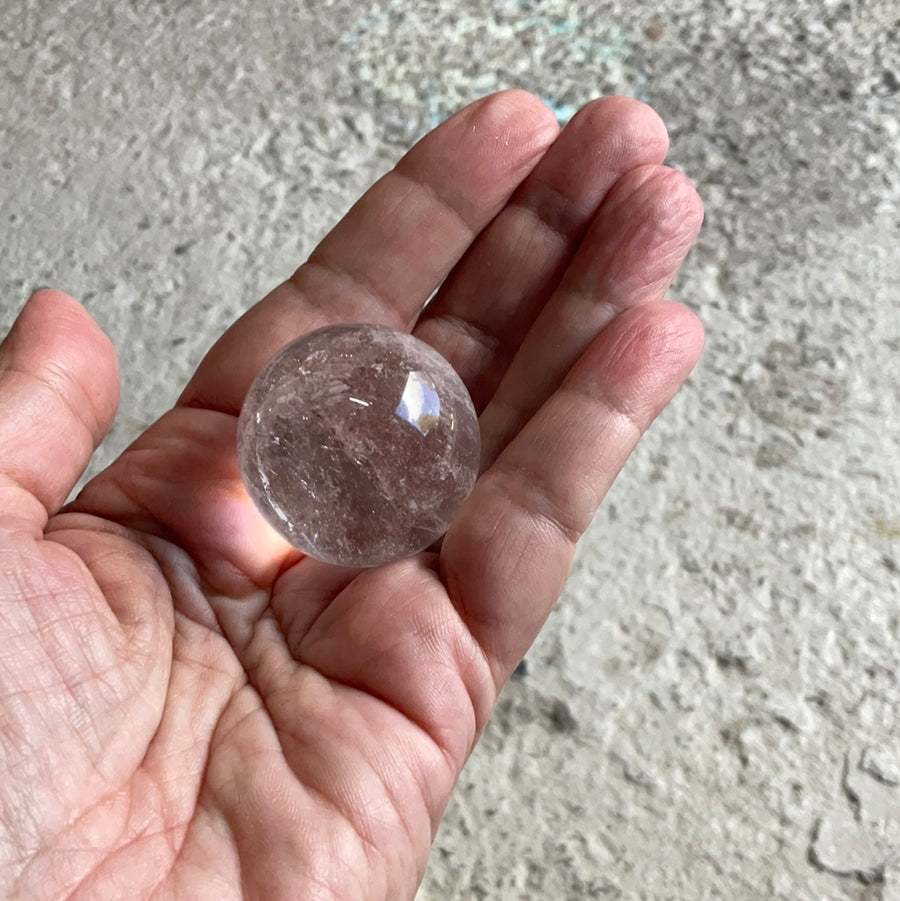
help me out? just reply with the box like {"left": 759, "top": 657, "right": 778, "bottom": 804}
{"left": 0, "top": 289, "right": 119, "bottom": 520}
{"left": 179, "top": 91, "right": 559, "bottom": 414}
{"left": 477, "top": 164, "right": 704, "bottom": 467}
{"left": 413, "top": 96, "right": 670, "bottom": 408}
{"left": 440, "top": 300, "right": 704, "bottom": 684}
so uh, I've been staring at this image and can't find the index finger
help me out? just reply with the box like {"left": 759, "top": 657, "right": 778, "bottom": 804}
{"left": 179, "top": 91, "right": 559, "bottom": 414}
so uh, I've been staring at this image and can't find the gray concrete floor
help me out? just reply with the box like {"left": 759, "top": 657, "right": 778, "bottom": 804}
{"left": 2, "top": 0, "right": 899, "bottom": 897}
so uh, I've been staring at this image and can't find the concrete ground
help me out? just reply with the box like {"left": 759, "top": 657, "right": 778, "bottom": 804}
{"left": 2, "top": 0, "right": 898, "bottom": 897}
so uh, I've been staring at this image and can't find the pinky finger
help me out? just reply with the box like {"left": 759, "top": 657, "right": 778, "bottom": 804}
{"left": 440, "top": 301, "right": 704, "bottom": 688}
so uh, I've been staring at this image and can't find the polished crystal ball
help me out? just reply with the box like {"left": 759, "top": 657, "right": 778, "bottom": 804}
{"left": 237, "top": 323, "right": 481, "bottom": 567}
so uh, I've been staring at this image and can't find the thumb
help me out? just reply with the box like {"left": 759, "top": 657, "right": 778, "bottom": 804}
{"left": 0, "top": 289, "right": 119, "bottom": 520}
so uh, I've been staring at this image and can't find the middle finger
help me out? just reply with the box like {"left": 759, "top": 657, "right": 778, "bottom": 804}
{"left": 413, "top": 96, "right": 670, "bottom": 409}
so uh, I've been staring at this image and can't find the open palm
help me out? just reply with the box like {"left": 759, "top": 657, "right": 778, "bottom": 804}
{"left": 1, "top": 92, "right": 704, "bottom": 900}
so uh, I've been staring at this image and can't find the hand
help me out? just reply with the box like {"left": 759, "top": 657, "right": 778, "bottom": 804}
{"left": 0, "top": 91, "right": 703, "bottom": 900}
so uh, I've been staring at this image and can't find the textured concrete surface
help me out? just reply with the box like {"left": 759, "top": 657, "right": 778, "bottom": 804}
{"left": 2, "top": 1, "right": 899, "bottom": 898}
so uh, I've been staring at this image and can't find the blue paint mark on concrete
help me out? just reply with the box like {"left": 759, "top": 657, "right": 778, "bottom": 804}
{"left": 341, "top": 11, "right": 391, "bottom": 45}
{"left": 539, "top": 96, "right": 579, "bottom": 125}
{"left": 340, "top": 5, "right": 637, "bottom": 130}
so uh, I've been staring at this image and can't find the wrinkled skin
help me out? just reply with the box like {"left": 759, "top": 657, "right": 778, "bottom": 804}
{"left": 0, "top": 92, "right": 704, "bottom": 900}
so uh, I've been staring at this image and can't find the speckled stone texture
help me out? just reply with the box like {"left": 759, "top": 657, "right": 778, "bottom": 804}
{"left": 237, "top": 324, "right": 479, "bottom": 567}
{"left": 2, "top": 1, "right": 898, "bottom": 898}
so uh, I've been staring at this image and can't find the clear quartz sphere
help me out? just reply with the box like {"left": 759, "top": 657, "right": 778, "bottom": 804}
{"left": 237, "top": 323, "right": 481, "bottom": 567}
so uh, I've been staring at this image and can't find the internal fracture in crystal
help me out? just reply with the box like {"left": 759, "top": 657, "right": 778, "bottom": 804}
{"left": 237, "top": 323, "right": 481, "bottom": 567}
